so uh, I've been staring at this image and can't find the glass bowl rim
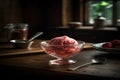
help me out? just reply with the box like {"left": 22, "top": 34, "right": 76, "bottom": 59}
{"left": 40, "top": 40, "right": 85, "bottom": 46}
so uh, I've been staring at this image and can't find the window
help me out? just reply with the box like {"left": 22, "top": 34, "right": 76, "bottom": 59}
{"left": 82, "top": 0, "right": 119, "bottom": 27}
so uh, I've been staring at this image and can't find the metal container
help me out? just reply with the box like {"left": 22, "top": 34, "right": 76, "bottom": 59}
{"left": 10, "top": 40, "right": 33, "bottom": 49}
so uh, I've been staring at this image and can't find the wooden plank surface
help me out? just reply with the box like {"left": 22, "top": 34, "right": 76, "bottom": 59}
{"left": 0, "top": 49, "right": 120, "bottom": 79}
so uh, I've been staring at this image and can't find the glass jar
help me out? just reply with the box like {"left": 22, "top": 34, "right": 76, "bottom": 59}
{"left": 94, "top": 16, "right": 106, "bottom": 29}
{"left": 10, "top": 23, "right": 28, "bottom": 40}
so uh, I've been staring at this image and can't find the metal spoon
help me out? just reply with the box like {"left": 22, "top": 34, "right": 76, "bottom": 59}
{"left": 68, "top": 57, "right": 107, "bottom": 71}
{"left": 26, "top": 32, "right": 43, "bottom": 43}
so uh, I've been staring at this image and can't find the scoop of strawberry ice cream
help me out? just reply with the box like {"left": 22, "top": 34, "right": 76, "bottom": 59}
{"left": 48, "top": 36, "right": 78, "bottom": 46}
{"left": 47, "top": 36, "right": 79, "bottom": 58}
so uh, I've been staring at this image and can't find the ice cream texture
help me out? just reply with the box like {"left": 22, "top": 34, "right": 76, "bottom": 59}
{"left": 46, "top": 36, "right": 80, "bottom": 58}
{"left": 49, "top": 36, "right": 78, "bottom": 46}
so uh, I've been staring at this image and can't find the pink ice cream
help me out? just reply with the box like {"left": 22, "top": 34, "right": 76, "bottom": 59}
{"left": 49, "top": 36, "right": 78, "bottom": 46}
{"left": 47, "top": 36, "right": 80, "bottom": 58}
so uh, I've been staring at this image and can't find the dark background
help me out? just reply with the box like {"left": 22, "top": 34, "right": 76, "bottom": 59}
{"left": 0, "top": 0, "right": 119, "bottom": 43}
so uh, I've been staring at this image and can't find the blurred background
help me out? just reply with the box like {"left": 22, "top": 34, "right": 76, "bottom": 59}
{"left": 0, "top": 0, "right": 120, "bottom": 43}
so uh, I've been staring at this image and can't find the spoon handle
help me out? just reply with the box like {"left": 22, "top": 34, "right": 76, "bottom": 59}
{"left": 68, "top": 62, "right": 92, "bottom": 71}
{"left": 27, "top": 32, "right": 43, "bottom": 42}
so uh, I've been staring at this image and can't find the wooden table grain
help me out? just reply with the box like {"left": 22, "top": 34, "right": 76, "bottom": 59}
{"left": 0, "top": 40, "right": 120, "bottom": 80}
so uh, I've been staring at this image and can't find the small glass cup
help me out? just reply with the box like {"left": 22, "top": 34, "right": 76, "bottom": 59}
{"left": 40, "top": 41, "right": 85, "bottom": 65}
{"left": 10, "top": 23, "right": 28, "bottom": 41}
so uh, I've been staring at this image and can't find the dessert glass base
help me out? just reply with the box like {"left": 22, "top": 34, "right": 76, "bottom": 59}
{"left": 49, "top": 58, "right": 76, "bottom": 65}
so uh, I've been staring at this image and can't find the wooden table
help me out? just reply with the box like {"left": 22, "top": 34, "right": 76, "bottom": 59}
{"left": 0, "top": 40, "right": 120, "bottom": 80}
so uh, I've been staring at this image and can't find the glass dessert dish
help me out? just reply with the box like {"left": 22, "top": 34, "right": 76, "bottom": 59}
{"left": 40, "top": 36, "right": 85, "bottom": 65}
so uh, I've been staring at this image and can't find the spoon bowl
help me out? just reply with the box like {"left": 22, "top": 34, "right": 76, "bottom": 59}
{"left": 10, "top": 40, "right": 33, "bottom": 49}
{"left": 92, "top": 57, "right": 107, "bottom": 64}
{"left": 68, "top": 57, "right": 107, "bottom": 71}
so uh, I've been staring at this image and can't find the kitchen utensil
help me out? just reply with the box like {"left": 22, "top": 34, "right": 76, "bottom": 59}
{"left": 68, "top": 57, "right": 107, "bottom": 71}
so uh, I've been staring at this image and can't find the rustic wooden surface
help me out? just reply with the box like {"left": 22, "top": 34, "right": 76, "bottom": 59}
{"left": 0, "top": 40, "right": 120, "bottom": 80}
